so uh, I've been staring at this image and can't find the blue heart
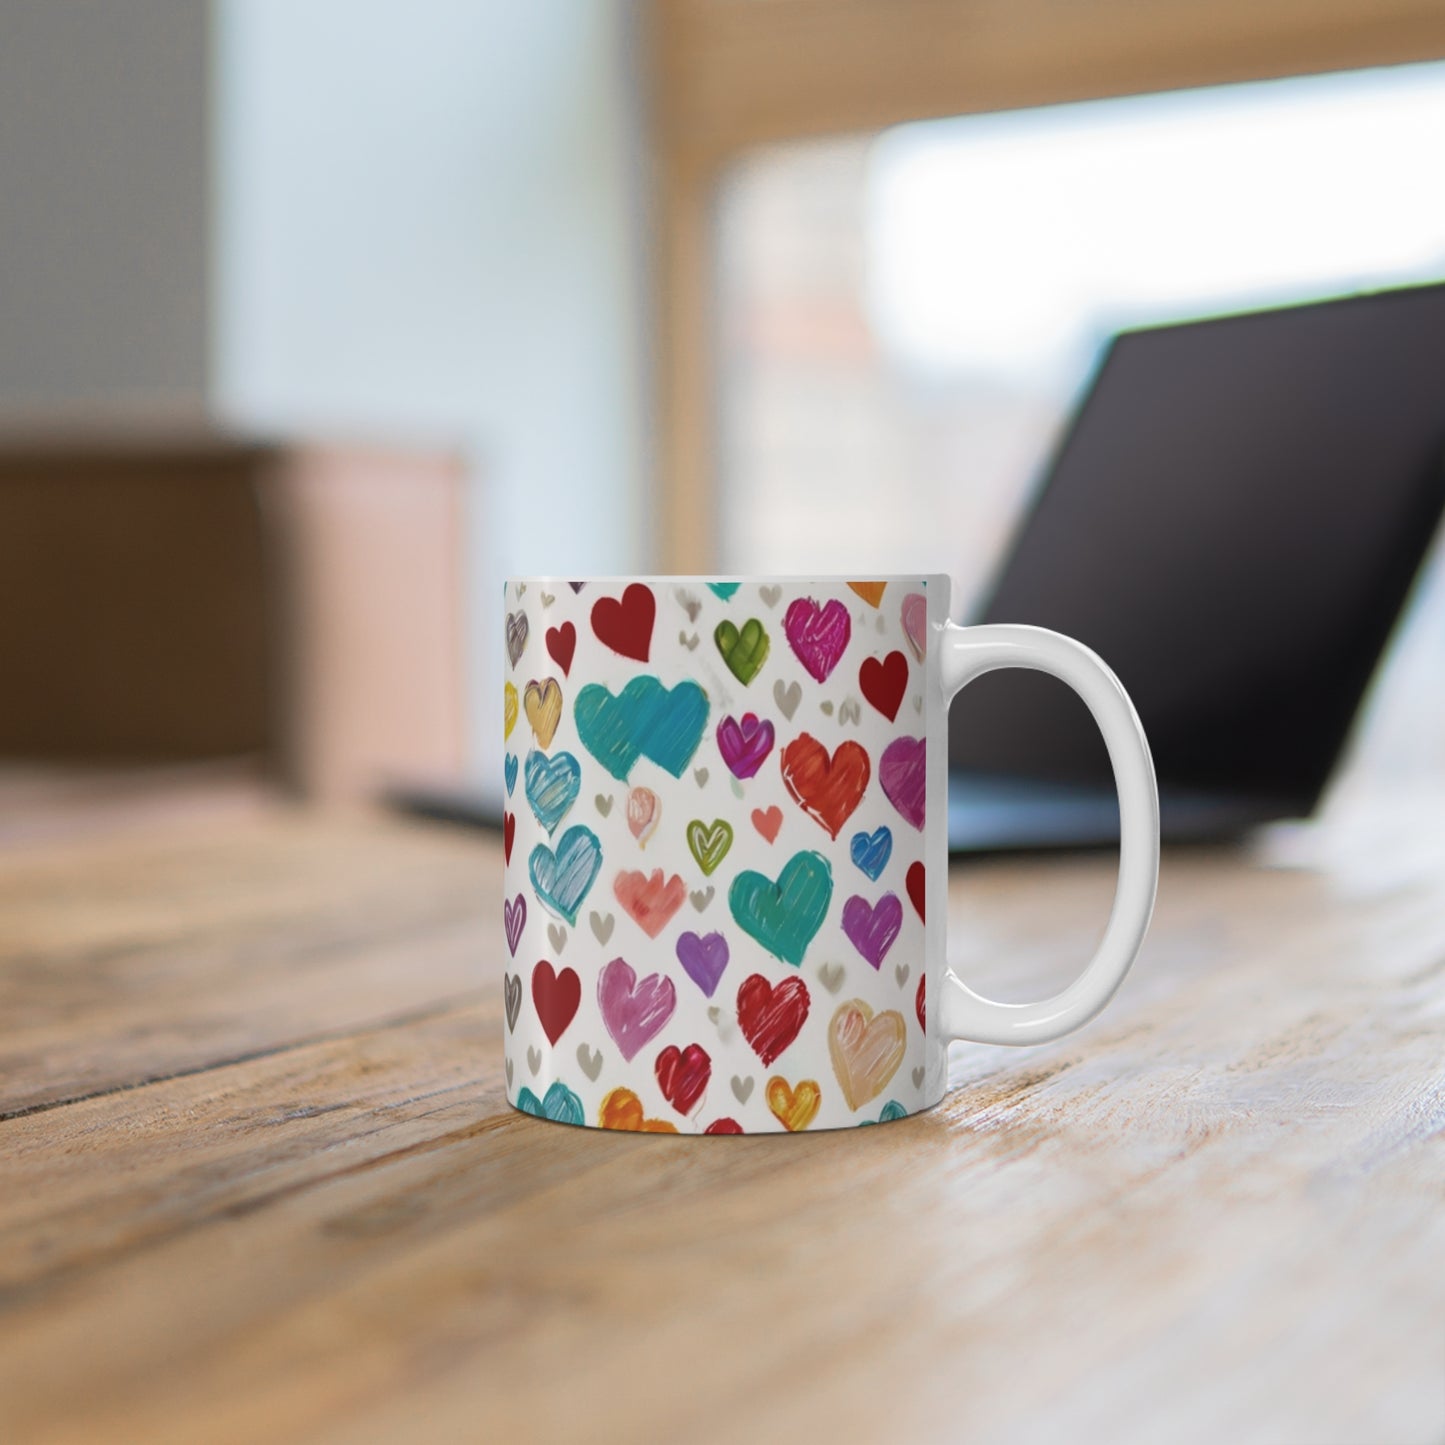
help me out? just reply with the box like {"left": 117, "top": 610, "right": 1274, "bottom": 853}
{"left": 529, "top": 825, "right": 602, "bottom": 926}
{"left": 728, "top": 850, "right": 833, "bottom": 967}
{"left": 516, "top": 1081, "right": 584, "bottom": 1126}
{"left": 503, "top": 754, "right": 519, "bottom": 796}
{"left": 860, "top": 1099, "right": 909, "bottom": 1127}
{"left": 575, "top": 676, "right": 709, "bottom": 782}
{"left": 707, "top": 582, "right": 740, "bottom": 600}
{"left": 524, "top": 750, "right": 580, "bottom": 835}
{"left": 849, "top": 826, "right": 893, "bottom": 881}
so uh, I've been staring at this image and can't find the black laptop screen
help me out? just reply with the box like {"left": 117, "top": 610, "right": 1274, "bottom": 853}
{"left": 948, "top": 282, "right": 1445, "bottom": 811}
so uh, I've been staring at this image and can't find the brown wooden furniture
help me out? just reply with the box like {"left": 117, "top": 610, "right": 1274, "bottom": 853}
{"left": 1, "top": 775, "right": 1441, "bottom": 1442}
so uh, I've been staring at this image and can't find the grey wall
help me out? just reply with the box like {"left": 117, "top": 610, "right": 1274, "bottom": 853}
{"left": 0, "top": 0, "right": 210, "bottom": 411}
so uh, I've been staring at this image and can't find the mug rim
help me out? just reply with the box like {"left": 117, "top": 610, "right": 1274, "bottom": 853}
{"left": 507, "top": 572, "right": 952, "bottom": 586}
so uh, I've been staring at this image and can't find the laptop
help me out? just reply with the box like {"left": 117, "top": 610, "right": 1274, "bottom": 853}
{"left": 947, "top": 280, "right": 1445, "bottom": 852}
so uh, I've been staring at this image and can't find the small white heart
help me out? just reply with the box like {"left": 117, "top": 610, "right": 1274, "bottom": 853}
{"left": 590, "top": 911, "right": 614, "bottom": 944}
{"left": 774, "top": 680, "right": 801, "bottom": 721}
{"left": 875, "top": 614, "right": 886, "bottom": 632}
{"left": 595, "top": 793, "right": 614, "bottom": 816}
{"left": 505, "top": 1058, "right": 514, "bottom": 1087}
{"left": 820, "top": 700, "right": 835, "bottom": 716}
{"left": 694, "top": 767, "right": 709, "bottom": 787}
{"left": 818, "top": 962, "right": 846, "bottom": 994}
{"left": 679, "top": 630, "right": 700, "bottom": 650}
{"left": 675, "top": 588, "right": 701, "bottom": 623}
{"left": 912, "top": 1066, "right": 925, "bottom": 1090}
{"left": 760, "top": 584, "right": 782, "bottom": 608}
{"left": 516, "top": 582, "right": 527, "bottom": 595}
{"left": 691, "top": 886, "right": 714, "bottom": 912}
{"left": 708, "top": 1005, "right": 736, "bottom": 1042}
{"left": 541, "top": 591, "right": 556, "bottom": 607}
{"left": 894, "top": 963, "right": 909, "bottom": 988}
{"left": 527, "top": 1046, "right": 542, "bottom": 1076}
{"left": 549, "top": 923, "right": 567, "bottom": 953}
{"left": 839, "top": 698, "right": 862, "bottom": 725}
{"left": 913, "top": 695, "right": 922, "bottom": 714}
{"left": 577, "top": 1043, "right": 603, "bottom": 1081}
{"left": 731, "top": 1075, "right": 755, "bottom": 1104}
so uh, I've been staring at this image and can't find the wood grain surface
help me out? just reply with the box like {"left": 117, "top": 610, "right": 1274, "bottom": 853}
{"left": 0, "top": 792, "right": 1441, "bottom": 1444}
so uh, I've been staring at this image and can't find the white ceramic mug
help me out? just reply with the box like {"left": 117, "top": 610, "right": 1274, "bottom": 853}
{"left": 502, "top": 576, "right": 1158, "bottom": 1133}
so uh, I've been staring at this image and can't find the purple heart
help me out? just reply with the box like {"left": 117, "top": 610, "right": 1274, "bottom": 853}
{"left": 504, "top": 892, "right": 526, "bottom": 957}
{"left": 880, "top": 735, "right": 926, "bottom": 831}
{"left": 676, "top": 930, "right": 730, "bottom": 997}
{"left": 841, "top": 892, "right": 903, "bottom": 969}
{"left": 716, "top": 712, "right": 775, "bottom": 780}
{"left": 598, "top": 957, "right": 676, "bottom": 1061}
{"left": 783, "top": 597, "right": 852, "bottom": 683}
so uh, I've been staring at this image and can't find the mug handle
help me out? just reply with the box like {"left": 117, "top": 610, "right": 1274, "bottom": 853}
{"left": 939, "top": 623, "right": 1160, "bottom": 1046}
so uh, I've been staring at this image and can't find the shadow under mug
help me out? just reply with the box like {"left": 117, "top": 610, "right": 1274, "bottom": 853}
{"left": 502, "top": 575, "right": 1158, "bottom": 1134}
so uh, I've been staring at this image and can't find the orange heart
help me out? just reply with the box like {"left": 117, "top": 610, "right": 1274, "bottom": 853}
{"left": 766, "top": 1076, "right": 822, "bottom": 1132}
{"left": 847, "top": 581, "right": 886, "bottom": 607}
{"left": 780, "top": 734, "right": 870, "bottom": 839}
{"left": 524, "top": 677, "right": 564, "bottom": 748}
{"left": 828, "top": 1000, "right": 906, "bottom": 1110}
{"left": 599, "top": 1087, "right": 679, "bottom": 1133}
{"left": 613, "top": 869, "right": 687, "bottom": 938}
{"left": 503, "top": 682, "right": 519, "bottom": 740}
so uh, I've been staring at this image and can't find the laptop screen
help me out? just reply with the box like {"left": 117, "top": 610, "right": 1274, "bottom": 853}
{"left": 948, "top": 282, "right": 1445, "bottom": 812}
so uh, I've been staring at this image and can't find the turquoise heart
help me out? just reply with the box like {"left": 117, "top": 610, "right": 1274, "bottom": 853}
{"left": 529, "top": 825, "right": 602, "bottom": 926}
{"left": 524, "top": 750, "right": 580, "bottom": 834}
{"left": 708, "top": 582, "right": 741, "bottom": 600}
{"left": 859, "top": 1099, "right": 909, "bottom": 1128}
{"left": 728, "top": 850, "right": 833, "bottom": 967}
{"left": 503, "top": 754, "right": 519, "bottom": 796}
{"left": 516, "top": 1081, "right": 584, "bottom": 1125}
{"left": 575, "top": 676, "right": 709, "bottom": 782}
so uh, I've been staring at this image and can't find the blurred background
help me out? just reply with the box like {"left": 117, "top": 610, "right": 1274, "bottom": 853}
{"left": 2, "top": 0, "right": 1444, "bottom": 836}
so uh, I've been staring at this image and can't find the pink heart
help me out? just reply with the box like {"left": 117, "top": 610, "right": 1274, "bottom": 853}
{"left": 627, "top": 786, "right": 660, "bottom": 843}
{"left": 504, "top": 892, "right": 526, "bottom": 957}
{"left": 598, "top": 957, "right": 676, "bottom": 1061}
{"left": 717, "top": 713, "right": 775, "bottom": 779}
{"left": 880, "top": 735, "right": 926, "bottom": 831}
{"left": 901, "top": 593, "right": 927, "bottom": 662}
{"left": 783, "top": 597, "right": 852, "bottom": 683}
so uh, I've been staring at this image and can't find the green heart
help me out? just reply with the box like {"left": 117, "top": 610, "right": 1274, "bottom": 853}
{"left": 714, "top": 617, "right": 770, "bottom": 685}
{"left": 687, "top": 817, "right": 734, "bottom": 876}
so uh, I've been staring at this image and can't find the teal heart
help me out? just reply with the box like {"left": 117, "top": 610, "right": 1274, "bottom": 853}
{"left": 575, "top": 676, "right": 709, "bottom": 782}
{"left": 529, "top": 825, "right": 602, "bottom": 926}
{"left": 859, "top": 1100, "right": 909, "bottom": 1128}
{"left": 728, "top": 850, "right": 833, "bottom": 967}
{"left": 524, "top": 749, "right": 580, "bottom": 834}
{"left": 516, "top": 1081, "right": 584, "bottom": 1125}
{"left": 708, "top": 582, "right": 740, "bottom": 600}
{"left": 503, "top": 754, "right": 519, "bottom": 796}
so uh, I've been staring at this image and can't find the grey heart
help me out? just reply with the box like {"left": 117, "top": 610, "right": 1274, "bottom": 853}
{"left": 679, "top": 630, "right": 700, "bottom": 651}
{"left": 516, "top": 583, "right": 527, "bottom": 596}
{"left": 504, "top": 972, "right": 522, "bottom": 1030}
{"left": 912, "top": 1067, "right": 925, "bottom": 1090}
{"left": 541, "top": 591, "right": 556, "bottom": 607}
{"left": 876, "top": 614, "right": 887, "bottom": 632}
{"left": 590, "top": 911, "right": 614, "bottom": 944}
{"left": 505, "top": 611, "right": 529, "bottom": 668}
{"left": 707, "top": 1004, "right": 736, "bottom": 1041}
{"left": 577, "top": 1043, "right": 604, "bottom": 1082}
{"left": 694, "top": 767, "right": 709, "bottom": 787}
{"left": 731, "top": 1075, "right": 755, "bottom": 1104}
{"left": 548, "top": 923, "right": 567, "bottom": 953}
{"left": 675, "top": 588, "right": 702, "bottom": 623}
{"left": 595, "top": 793, "right": 613, "bottom": 816}
{"left": 894, "top": 963, "right": 910, "bottom": 988}
{"left": 691, "top": 886, "right": 714, "bottom": 912}
{"left": 820, "top": 701, "right": 834, "bottom": 716}
{"left": 839, "top": 698, "right": 862, "bottom": 725}
{"left": 913, "top": 695, "right": 922, "bottom": 714}
{"left": 774, "top": 679, "right": 801, "bottom": 721}
{"left": 818, "top": 962, "right": 846, "bottom": 994}
{"left": 527, "top": 1045, "right": 542, "bottom": 1075}
{"left": 505, "top": 1058, "right": 514, "bottom": 1087}
{"left": 760, "top": 584, "right": 782, "bottom": 608}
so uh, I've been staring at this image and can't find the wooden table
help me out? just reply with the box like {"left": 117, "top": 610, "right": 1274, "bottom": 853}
{"left": 2, "top": 787, "right": 1442, "bottom": 1444}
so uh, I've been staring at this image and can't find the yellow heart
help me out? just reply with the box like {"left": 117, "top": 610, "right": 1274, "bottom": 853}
{"left": 828, "top": 1000, "right": 907, "bottom": 1111}
{"left": 599, "top": 1087, "right": 679, "bottom": 1133}
{"left": 766, "top": 1076, "right": 822, "bottom": 1132}
{"left": 847, "top": 581, "right": 887, "bottom": 607}
{"left": 503, "top": 682, "right": 518, "bottom": 740}
{"left": 524, "top": 677, "right": 563, "bottom": 749}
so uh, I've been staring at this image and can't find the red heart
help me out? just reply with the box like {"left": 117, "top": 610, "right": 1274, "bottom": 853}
{"left": 591, "top": 582, "right": 655, "bottom": 662}
{"left": 916, "top": 974, "right": 926, "bottom": 1033}
{"left": 504, "top": 812, "right": 516, "bottom": 865}
{"left": 545, "top": 621, "right": 576, "bottom": 676}
{"left": 780, "top": 734, "right": 870, "bottom": 839}
{"left": 704, "top": 1117, "right": 744, "bottom": 1135}
{"left": 859, "top": 649, "right": 909, "bottom": 721}
{"left": 751, "top": 805, "right": 783, "bottom": 843}
{"left": 614, "top": 869, "right": 687, "bottom": 939}
{"left": 906, "top": 860, "right": 925, "bottom": 922}
{"left": 531, "top": 960, "right": 580, "bottom": 1045}
{"left": 655, "top": 1042, "right": 711, "bottom": 1116}
{"left": 737, "top": 973, "right": 810, "bottom": 1066}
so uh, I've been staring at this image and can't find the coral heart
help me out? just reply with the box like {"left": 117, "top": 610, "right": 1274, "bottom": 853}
{"left": 849, "top": 826, "right": 892, "bottom": 881}
{"left": 737, "top": 973, "right": 811, "bottom": 1065}
{"left": 503, "top": 812, "right": 515, "bottom": 864}
{"left": 901, "top": 593, "right": 927, "bottom": 662}
{"left": 847, "top": 581, "right": 886, "bottom": 607}
{"left": 506, "top": 610, "right": 529, "bottom": 667}
{"left": 686, "top": 818, "right": 733, "bottom": 876}
{"left": 528, "top": 825, "right": 601, "bottom": 925}
{"left": 704, "top": 1117, "right": 744, "bottom": 1135}
{"left": 531, "top": 960, "right": 581, "bottom": 1045}
{"left": 714, "top": 617, "right": 770, "bottom": 685}
{"left": 516, "top": 1081, "right": 584, "bottom": 1125}
{"left": 598, "top": 1086, "right": 678, "bottom": 1133}
{"left": 524, "top": 750, "right": 580, "bottom": 835}
{"left": 545, "top": 620, "right": 576, "bottom": 675}
{"left": 916, "top": 973, "right": 926, "bottom": 1033}
{"left": 879, "top": 735, "right": 927, "bottom": 831}
{"left": 676, "top": 930, "right": 729, "bottom": 997}
{"left": 859, "top": 650, "right": 908, "bottom": 722}
{"left": 728, "top": 851, "right": 833, "bottom": 966}
{"left": 716, "top": 713, "right": 775, "bottom": 779}
{"left": 655, "top": 1042, "right": 711, "bottom": 1115}
{"left": 614, "top": 869, "right": 687, "bottom": 938}
{"left": 906, "top": 860, "right": 926, "bottom": 922}
{"left": 503, "top": 681, "right": 518, "bottom": 740}
{"left": 841, "top": 892, "right": 903, "bottom": 968}
{"left": 626, "top": 786, "right": 660, "bottom": 844}
{"left": 782, "top": 597, "right": 852, "bottom": 682}
{"left": 524, "top": 678, "right": 564, "bottom": 748}
{"left": 780, "top": 734, "right": 870, "bottom": 839}
{"left": 504, "top": 893, "right": 526, "bottom": 956}
{"left": 591, "top": 582, "right": 655, "bottom": 662}
{"left": 766, "top": 1076, "right": 822, "bottom": 1131}
{"left": 575, "top": 676, "right": 709, "bottom": 782}
{"left": 751, "top": 805, "right": 783, "bottom": 843}
{"left": 598, "top": 957, "right": 677, "bottom": 1061}
{"left": 828, "top": 999, "right": 906, "bottom": 1110}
